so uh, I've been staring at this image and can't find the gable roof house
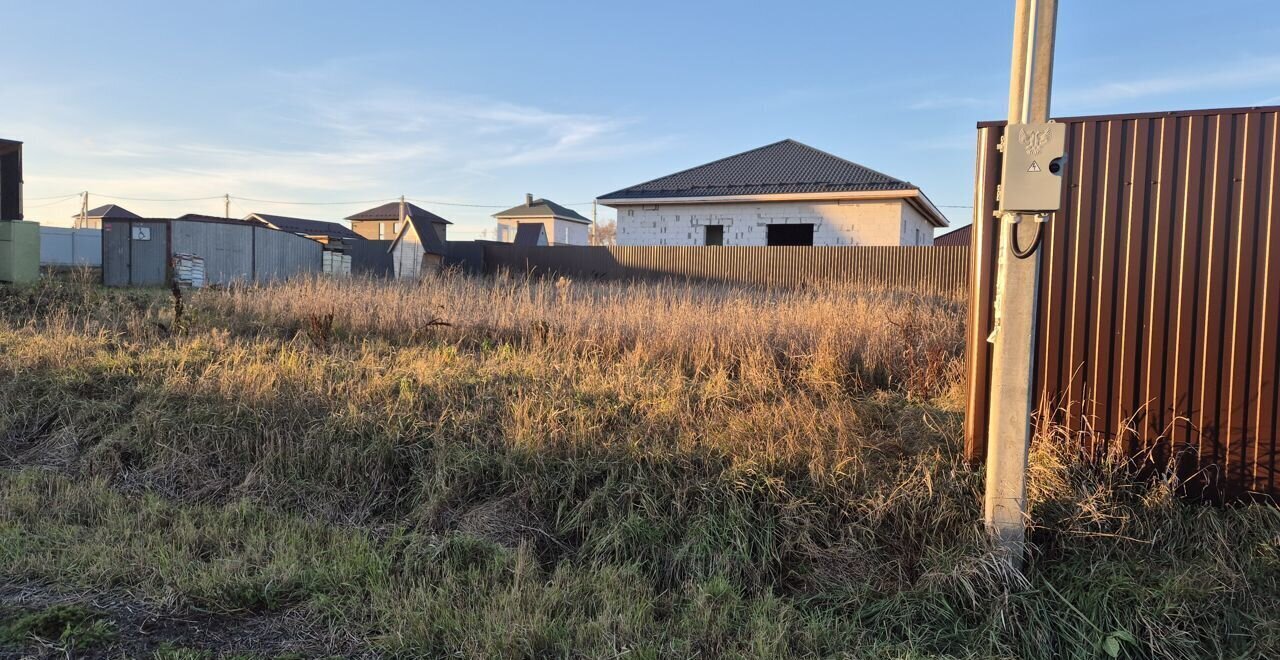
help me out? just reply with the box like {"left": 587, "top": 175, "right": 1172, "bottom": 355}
{"left": 345, "top": 201, "right": 452, "bottom": 242}
{"left": 385, "top": 207, "right": 451, "bottom": 279}
{"left": 72, "top": 204, "right": 140, "bottom": 230}
{"left": 597, "top": 139, "right": 948, "bottom": 247}
{"left": 493, "top": 194, "right": 591, "bottom": 246}
{"left": 244, "top": 213, "right": 363, "bottom": 247}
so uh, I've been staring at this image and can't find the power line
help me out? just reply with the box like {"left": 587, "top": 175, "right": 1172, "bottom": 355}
{"left": 90, "top": 192, "right": 226, "bottom": 202}
{"left": 25, "top": 192, "right": 83, "bottom": 201}
{"left": 25, "top": 194, "right": 82, "bottom": 209}
{"left": 234, "top": 195, "right": 400, "bottom": 206}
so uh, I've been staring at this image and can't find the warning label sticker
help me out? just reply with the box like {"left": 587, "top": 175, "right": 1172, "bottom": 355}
{"left": 1027, "top": 161, "right": 1041, "bottom": 172}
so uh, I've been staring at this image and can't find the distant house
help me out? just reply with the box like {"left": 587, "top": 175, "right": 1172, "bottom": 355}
{"left": 345, "top": 202, "right": 452, "bottom": 242}
{"left": 934, "top": 224, "right": 972, "bottom": 247}
{"left": 387, "top": 210, "right": 448, "bottom": 279}
{"left": 597, "top": 139, "right": 947, "bottom": 247}
{"left": 72, "top": 204, "right": 139, "bottom": 230}
{"left": 244, "top": 213, "right": 362, "bottom": 247}
{"left": 493, "top": 194, "right": 591, "bottom": 246}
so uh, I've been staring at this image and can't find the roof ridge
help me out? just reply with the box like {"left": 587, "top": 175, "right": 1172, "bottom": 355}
{"left": 597, "top": 139, "right": 794, "bottom": 199}
{"left": 782, "top": 139, "right": 912, "bottom": 187}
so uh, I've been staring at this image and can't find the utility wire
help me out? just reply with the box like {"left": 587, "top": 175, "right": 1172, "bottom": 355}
{"left": 25, "top": 192, "right": 83, "bottom": 201}
{"left": 90, "top": 192, "right": 226, "bottom": 202}
{"left": 234, "top": 195, "right": 400, "bottom": 206}
{"left": 25, "top": 194, "right": 82, "bottom": 209}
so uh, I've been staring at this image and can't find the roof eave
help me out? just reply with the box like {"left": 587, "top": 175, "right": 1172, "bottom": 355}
{"left": 494, "top": 213, "right": 591, "bottom": 224}
{"left": 598, "top": 189, "right": 921, "bottom": 206}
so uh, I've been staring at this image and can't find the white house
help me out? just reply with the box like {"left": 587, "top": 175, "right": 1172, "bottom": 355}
{"left": 596, "top": 139, "right": 948, "bottom": 246}
{"left": 493, "top": 194, "right": 591, "bottom": 245}
{"left": 387, "top": 209, "right": 450, "bottom": 279}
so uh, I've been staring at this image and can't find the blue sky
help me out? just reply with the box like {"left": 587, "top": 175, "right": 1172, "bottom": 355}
{"left": 5, "top": 1, "right": 1279, "bottom": 234}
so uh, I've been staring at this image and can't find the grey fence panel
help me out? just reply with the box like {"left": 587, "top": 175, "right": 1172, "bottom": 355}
{"left": 253, "top": 226, "right": 321, "bottom": 282}
{"left": 40, "top": 227, "right": 102, "bottom": 267}
{"left": 348, "top": 240, "right": 395, "bottom": 278}
{"left": 169, "top": 220, "right": 254, "bottom": 285}
{"left": 478, "top": 244, "right": 969, "bottom": 293}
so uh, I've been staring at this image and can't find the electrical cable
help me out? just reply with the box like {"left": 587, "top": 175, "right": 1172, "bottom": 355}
{"left": 234, "top": 196, "right": 399, "bottom": 206}
{"left": 25, "top": 192, "right": 83, "bottom": 201}
{"left": 90, "top": 192, "right": 226, "bottom": 202}
{"left": 24, "top": 194, "right": 82, "bottom": 209}
{"left": 1010, "top": 219, "right": 1044, "bottom": 259}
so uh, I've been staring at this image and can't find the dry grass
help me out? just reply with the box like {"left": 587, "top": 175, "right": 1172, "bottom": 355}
{"left": 0, "top": 273, "right": 1275, "bottom": 659}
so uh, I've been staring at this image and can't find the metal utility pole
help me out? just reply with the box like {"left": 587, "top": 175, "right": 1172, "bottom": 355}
{"left": 224, "top": 193, "right": 231, "bottom": 219}
{"left": 984, "top": 0, "right": 1061, "bottom": 567}
{"left": 592, "top": 200, "right": 598, "bottom": 245}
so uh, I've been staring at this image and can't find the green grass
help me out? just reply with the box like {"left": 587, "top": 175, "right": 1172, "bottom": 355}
{"left": 0, "top": 274, "right": 1276, "bottom": 658}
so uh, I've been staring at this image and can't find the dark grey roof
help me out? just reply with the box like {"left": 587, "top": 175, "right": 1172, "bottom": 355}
{"left": 493, "top": 198, "right": 591, "bottom": 223}
{"left": 393, "top": 215, "right": 448, "bottom": 256}
{"left": 512, "top": 223, "right": 547, "bottom": 247}
{"left": 177, "top": 213, "right": 257, "bottom": 224}
{"left": 934, "top": 224, "right": 972, "bottom": 247}
{"left": 344, "top": 202, "right": 453, "bottom": 224}
{"left": 248, "top": 213, "right": 362, "bottom": 241}
{"left": 75, "top": 204, "right": 140, "bottom": 219}
{"left": 597, "top": 139, "right": 915, "bottom": 201}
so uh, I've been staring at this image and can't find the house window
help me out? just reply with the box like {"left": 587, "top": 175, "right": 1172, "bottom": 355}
{"left": 393, "top": 222, "right": 401, "bottom": 235}
{"left": 627, "top": 209, "right": 634, "bottom": 216}
{"left": 705, "top": 224, "right": 724, "bottom": 246}
{"left": 914, "top": 228, "right": 920, "bottom": 245}
{"left": 378, "top": 223, "right": 385, "bottom": 239}
{"left": 766, "top": 224, "right": 814, "bottom": 246}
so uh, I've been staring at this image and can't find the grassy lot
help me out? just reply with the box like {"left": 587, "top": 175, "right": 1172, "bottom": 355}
{"left": 0, "top": 272, "right": 1276, "bottom": 658}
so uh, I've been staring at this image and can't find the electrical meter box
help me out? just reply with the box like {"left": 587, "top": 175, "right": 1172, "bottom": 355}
{"left": 0, "top": 220, "right": 40, "bottom": 283}
{"left": 999, "top": 122, "right": 1066, "bottom": 213}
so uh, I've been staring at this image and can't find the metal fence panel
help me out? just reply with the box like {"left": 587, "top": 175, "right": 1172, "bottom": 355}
{"left": 966, "top": 106, "right": 1280, "bottom": 501}
{"left": 348, "top": 240, "right": 394, "bottom": 278}
{"left": 253, "top": 226, "right": 321, "bottom": 282}
{"left": 39, "top": 227, "right": 101, "bottom": 267}
{"left": 170, "top": 220, "right": 254, "bottom": 285}
{"left": 478, "top": 245, "right": 969, "bottom": 294}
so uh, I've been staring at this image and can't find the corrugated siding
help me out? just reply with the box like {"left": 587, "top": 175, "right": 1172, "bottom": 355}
{"left": 966, "top": 106, "right": 1280, "bottom": 501}
{"left": 170, "top": 220, "right": 254, "bottom": 285}
{"left": 480, "top": 245, "right": 969, "bottom": 293}
{"left": 253, "top": 226, "right": 321, "bottom": 282}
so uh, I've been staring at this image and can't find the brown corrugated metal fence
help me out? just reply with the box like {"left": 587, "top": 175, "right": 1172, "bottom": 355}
{"left": 966, "top": 106, "right": 1280, "bottom": 501}
{"left": 479, "top": 245, "right": 969, "bottom": 293}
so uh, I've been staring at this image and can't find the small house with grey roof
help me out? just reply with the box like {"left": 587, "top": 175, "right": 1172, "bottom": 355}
{"left": 244, "top": 212, "right": 363, "bottom": 247}
{"left": 72, "top": 204, "right": 140, "bottom": 230}
{"left": 493, "top": 194, "right": 591, "bottom": 246}
{"left": 597, "top": 139, "right": 947, "bottom": 247}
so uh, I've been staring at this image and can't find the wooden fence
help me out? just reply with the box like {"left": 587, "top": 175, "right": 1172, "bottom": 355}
{"left": 966, "top": 106, "right": 1280, "bottom": 502}
{"left": 466, "top": 244, "right": 970, "bottom": 293}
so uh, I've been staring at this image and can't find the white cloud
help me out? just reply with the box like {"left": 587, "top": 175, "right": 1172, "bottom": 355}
{"left": 6, "top": 62, "right": 665, "bottom": 228}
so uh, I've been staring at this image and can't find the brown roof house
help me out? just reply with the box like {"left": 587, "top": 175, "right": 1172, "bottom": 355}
{"left": 598, "top": 139, "right": 947, "bottom": 247}
{"left": 345, "top": 201, "right": 451, "bottom": 242}
{"left": 494, "top": 194, "right": 591, "bottom": 245}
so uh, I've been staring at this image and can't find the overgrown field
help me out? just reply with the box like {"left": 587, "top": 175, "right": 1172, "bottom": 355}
{"left": 0, "top": 272, "right": 1276, "bottom": 658}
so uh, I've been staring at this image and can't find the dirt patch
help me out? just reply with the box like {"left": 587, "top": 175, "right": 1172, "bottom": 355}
{"left": 0, "top": 581, "right": 368, "bottom": 659}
